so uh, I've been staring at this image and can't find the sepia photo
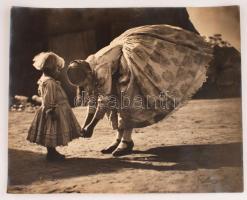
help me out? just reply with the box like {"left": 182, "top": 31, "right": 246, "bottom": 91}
{"left": 8, "top": 6, "right": 242, "bottom": 193}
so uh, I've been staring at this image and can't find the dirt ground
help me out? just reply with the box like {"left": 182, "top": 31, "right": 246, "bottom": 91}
{"left": 8, "top": 98, "right": 243, "bottom": 193}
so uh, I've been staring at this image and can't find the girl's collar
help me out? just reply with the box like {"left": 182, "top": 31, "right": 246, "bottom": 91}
{"left": 38, "top": 74, "right": 58, "bottom": 85}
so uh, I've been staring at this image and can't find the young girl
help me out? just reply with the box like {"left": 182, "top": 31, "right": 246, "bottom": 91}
{"left": 27, "top": 52, "right": 81, "bottom": 161}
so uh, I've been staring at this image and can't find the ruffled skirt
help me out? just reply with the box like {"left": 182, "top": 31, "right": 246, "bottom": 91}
{"left": 27, "top": 102, "right": 81, "bottom": 147}
{"left": 110, "top": 25, "right": 213, "bottom": 128}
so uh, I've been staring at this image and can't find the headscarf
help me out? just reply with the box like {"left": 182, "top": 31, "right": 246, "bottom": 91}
{"left": 32, "top": 52, "right": 65, "bottom": 71}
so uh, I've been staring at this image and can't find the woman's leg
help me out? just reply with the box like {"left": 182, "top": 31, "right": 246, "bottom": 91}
{"left": 101, "top": 129, "right": 123, "bottom": 154}
{"left": 122, "top": 128, "right": 133, "bottom": 141}
{"left": 116, "top": 128, "right": 124, "bottom": 140}
{"left": 112, "top": 128, "right": 134, "bottom": 157}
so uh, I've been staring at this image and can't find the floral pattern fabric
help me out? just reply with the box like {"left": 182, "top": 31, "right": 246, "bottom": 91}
{"left": 86, "top": 24, "right": 213, "bottom": 129}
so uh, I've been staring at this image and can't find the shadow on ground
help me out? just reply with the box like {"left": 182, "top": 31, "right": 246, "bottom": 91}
{"left": 130, "top": 142, "right": 243, "bottom": 169}
{"left": 8, "top": 142, "right": 242, "bottom": 186}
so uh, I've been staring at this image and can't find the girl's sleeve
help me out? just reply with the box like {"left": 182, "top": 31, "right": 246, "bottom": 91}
{"left": 42, "top": 80, "right": 57, "bottom": 109}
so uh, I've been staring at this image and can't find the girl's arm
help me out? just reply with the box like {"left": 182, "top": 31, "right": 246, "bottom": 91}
{"left": 32, "top": 95, "right": 42, "bottom": 104}
{"left": 43, "top": 80, "right": 57, "bottom": 120}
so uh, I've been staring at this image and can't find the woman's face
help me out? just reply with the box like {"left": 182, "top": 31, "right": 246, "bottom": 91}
{"left": 78, "top": 73, "right": 93, "bottom": 91}
{"left": 67, "top": 62, "right": 94, "bottom": 92}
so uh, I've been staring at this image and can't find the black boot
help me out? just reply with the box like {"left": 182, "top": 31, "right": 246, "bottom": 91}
{"left": 101, "top": 139, "right": 121, "bottom": 154}
{"left": 112, "top": 140, "right": 134, "bottom": 157}
{"left": 46, "top": 147, "right": 65, "bottom": 161}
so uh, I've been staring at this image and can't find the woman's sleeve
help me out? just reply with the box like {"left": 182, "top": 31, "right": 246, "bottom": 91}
{"left": 42, "top": 80, "right": 57, "bottom": 109}
{"left": 93, "top": 62, "right": 117, "bottom": 119}
{"left": 94, "top": 95, "right": 112, "bottom": 119}
{"left": 87, "top": 93, "right": 98, "bottom": 114}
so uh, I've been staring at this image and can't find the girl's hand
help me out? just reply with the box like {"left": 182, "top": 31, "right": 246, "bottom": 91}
{"left": 46, "top": 108, "right": 57, "bottom": 121}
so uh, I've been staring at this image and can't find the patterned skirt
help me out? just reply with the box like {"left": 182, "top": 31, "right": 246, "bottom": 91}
{"left": 110, "top": 25, "right": 213, "bottom": 128}
{"left": 27, "top": 102, "right": 81, "bottom": 147}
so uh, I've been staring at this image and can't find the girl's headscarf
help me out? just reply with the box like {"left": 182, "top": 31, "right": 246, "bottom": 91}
{"left": 32, "top": 52, "right": 65, "bottom": 71}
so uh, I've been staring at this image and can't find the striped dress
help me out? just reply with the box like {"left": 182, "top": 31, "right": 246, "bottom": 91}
{"left": 27, "top": 75, "right": 81, "bottom": 147}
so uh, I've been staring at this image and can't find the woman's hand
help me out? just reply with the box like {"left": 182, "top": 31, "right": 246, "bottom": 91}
{"left": 81, "top": 112, "right": 101, "bottom": 138}
{"left": 81, "top": 125, "right": 95, "bottom": 138}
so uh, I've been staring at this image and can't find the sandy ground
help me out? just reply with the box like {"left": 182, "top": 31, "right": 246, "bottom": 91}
{"left": 8, "top": 98, "right": 243, "bottom": 193}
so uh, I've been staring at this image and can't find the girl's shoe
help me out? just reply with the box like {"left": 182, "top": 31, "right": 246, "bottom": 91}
{"left": 112, "top": 140, "right": 134, "bottom": 157}
{"left": 46, "top": 150, "right": 65, "bottom": 161}
{"left": 101, "top": 139, "right": 121, "bottom": 154}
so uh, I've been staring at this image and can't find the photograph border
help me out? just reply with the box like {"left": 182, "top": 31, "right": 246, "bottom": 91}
{"left": 0, "top": 0, "right": 246, "bottom": 199}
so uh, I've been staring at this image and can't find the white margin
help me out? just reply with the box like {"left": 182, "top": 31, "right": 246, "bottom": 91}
{"left": 0, "top": 0, "right": 246, "bottom": 200}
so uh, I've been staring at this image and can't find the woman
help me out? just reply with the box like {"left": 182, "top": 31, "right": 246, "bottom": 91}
{"left": 67, "top": 24, "right": 213, "bottom": 157}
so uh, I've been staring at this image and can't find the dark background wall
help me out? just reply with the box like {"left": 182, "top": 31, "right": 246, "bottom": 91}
{"left": 10, "top": 7, "right": 198, "bottom": 105}
{"left": 9, "top": 7, "right": 241, "bottom": 106}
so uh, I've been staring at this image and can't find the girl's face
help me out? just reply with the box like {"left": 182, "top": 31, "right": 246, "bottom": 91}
{"left": 49, "top": 65, "right": 61, "bottom": 80}
{"left": 43, "top": 54, "right": 63, "bottom": 80}
{"left": 54, "top": 66, "right": 62, "bottom": 78}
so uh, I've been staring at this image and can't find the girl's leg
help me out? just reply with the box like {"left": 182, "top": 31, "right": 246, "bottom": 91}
{"left": 46, "top": 147, "right": 65, "bottom": 161}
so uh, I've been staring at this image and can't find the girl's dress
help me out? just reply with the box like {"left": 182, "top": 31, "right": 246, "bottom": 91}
{"left": 27, "top": 75, "right": 81, "bottom": 147}
{"left": 84, "top": 24, "right": 213, "bottom": 129}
